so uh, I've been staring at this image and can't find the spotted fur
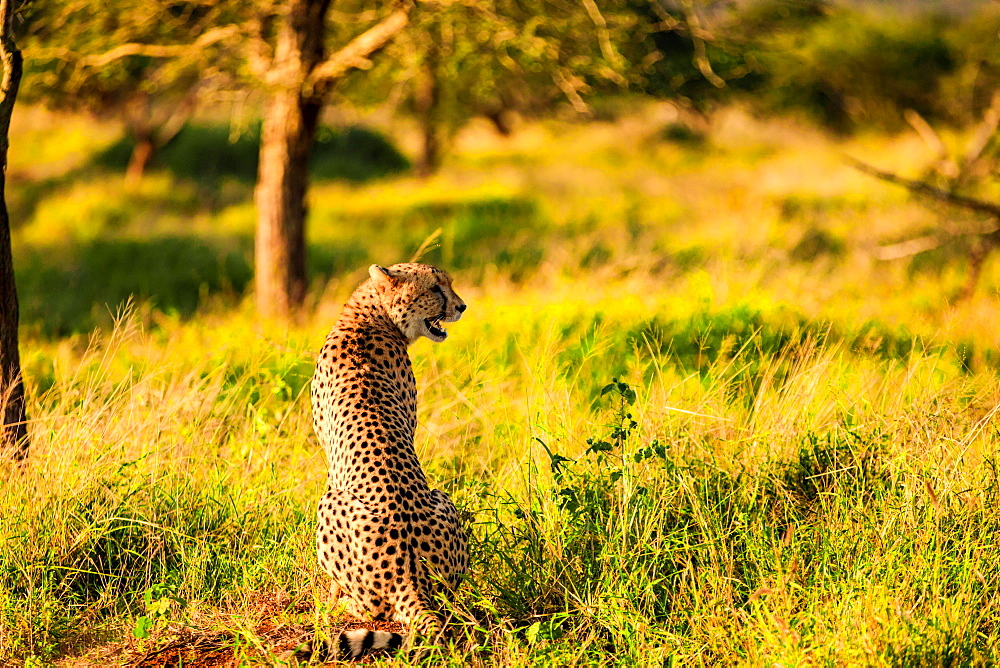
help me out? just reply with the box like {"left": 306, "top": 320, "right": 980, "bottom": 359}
{"left": 308, "top": 263, "right": 469, "bottom": 659}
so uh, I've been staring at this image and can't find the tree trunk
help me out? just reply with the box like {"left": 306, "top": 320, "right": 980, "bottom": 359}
{"left": 0, "top": 177, "right": 25, "bottom": 460}
{"left": 485, "top": 107, "right": 514, "bottom": 137}
{"left": 254, "top": 88, "right": 321, "bottom": 317}
{"left": 415, "top": 52, "right": 441, "bottom": 178}
{"left": 123, "top": 89, "right": 198, "bottom": 184}
{"left": 249, "top": 0, "right": 410, "bottom": 317}
{"left": 125, "top": 134, "right": 155, "bottom": 184}
{"left": 960, "top": 228, "right": 1000, "bottom": 301}
{"left": 122, "top": 93, "right": 155, "bottom": 184}
{"left": 0, "top": 0, "right": 27, "bottom": 460}
{"left": 253, "top": 0, "right": 330, "bottom": 318}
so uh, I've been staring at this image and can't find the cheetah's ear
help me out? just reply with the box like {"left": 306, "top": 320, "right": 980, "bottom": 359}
{"left": 369, "top": 264, "right": 396, "bottom": 288}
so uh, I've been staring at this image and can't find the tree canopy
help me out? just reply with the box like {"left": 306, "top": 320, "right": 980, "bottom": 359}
{"left": 22, "top": 0, "right": 235, "bottom": 178}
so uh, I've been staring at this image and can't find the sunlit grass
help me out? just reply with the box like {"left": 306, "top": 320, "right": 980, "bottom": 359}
{"left": 1, "top": 103, "right": 998, "bottom": 664}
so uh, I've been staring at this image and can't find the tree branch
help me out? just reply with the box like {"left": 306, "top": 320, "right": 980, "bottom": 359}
{"left": 846, "top": 156, "right": 1000, "bottom": 219}
{"left": 873, "top": 235, "right": 944, "bottom": 261}
{"left": 648, "top": 0, "right": 682, "bottom": 33}
{"left": 80, "top": 24, "right": 239, "bottom": 68}
{"left": 679, "top": 0, "right": 724, "bottom": 89}
{"left": 582, "top": 0, "right": 623, "bottom": 69}
{"left": 244, "top": 14, "right": 275, "bottom": 83}
{"left": 960, "top": 91, "right": 1000, "bottom": 175}
{"left": 553, "top": 68, "right": 590, "bottom": 114}
{"left": 903, "top": 108, "right": 958, "bottom": 178}
{"left": 305, "top": 6, "right": 411, "bottom": 92}
{"left": 904, "top": 108, "right": 947, "bottom": 159}
{"left": 0, "top": 0, "right": 19, "bottom": 171}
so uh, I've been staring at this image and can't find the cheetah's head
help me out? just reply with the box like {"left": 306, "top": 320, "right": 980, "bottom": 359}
{"left": 368, "top": 263, "right": 466, "bottom": 344}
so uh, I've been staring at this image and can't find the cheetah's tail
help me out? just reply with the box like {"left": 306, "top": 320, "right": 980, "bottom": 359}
{"left": 337, "top": 628, "right": 405, "bottom": 658}
{"left": 286, "top": 628, "right": 405, "bottom": 662}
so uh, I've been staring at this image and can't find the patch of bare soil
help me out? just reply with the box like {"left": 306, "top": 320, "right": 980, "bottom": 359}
{"left": 55, "top": 590, "right": 406, "bottom": 666}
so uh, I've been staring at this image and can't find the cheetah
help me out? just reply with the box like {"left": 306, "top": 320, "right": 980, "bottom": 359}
{"left": 308, "top": 263, "right": 469, "bottom": 659}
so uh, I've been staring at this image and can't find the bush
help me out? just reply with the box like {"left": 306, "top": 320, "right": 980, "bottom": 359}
{"left": 750, "top": 8, "right": 957, "bottom": 132}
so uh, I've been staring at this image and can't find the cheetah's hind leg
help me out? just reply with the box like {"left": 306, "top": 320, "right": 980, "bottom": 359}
{"left": 328, "top": 583, "right": 365, "bottom": 619}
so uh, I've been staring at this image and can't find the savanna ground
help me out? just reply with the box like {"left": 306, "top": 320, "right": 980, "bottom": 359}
{"left": 2, "top": 100, "right": 999, "bottom": 666}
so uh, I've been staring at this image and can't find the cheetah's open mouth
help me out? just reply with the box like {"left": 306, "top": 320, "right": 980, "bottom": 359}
{"left": 425, "top": 317, "right": 447, "bottom": 339}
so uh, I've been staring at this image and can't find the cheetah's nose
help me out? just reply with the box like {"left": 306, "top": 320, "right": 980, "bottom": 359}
{"left": 456, "top": 304, "right": 467, "bottom": 313}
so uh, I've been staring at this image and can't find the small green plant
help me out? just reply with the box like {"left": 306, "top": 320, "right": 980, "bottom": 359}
{"left": 550, "top": 378, "right": 642, "bottom": 514}
{"left": 132, "top": 583, "right": 185, "bottom": 640}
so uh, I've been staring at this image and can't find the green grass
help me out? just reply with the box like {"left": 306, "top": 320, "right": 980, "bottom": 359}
{"left": 1, "top": 103, "right": 999, "bottom": 665}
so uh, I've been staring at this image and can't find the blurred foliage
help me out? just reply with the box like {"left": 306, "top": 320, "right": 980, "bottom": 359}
{"left": 728, "top": 1, "right": 1000, "bottom": 132}
{"left": 311, "top": 125, "right": 411, "bottom": 183}
{"left": 9, "top": 0, "right": 1000, "bottom": 143}
{"left": 621, "top": 0, "right": 757, "bottom": 110}
{"left": 339, "top": 0, "right": 645, "bottom": 172}
{"left": 749, "top": 7, "right": 955, "bottom": 131}
{"left": 603, "top": 0, "right": 1000, "bottom": 133}
{"left": 19, "top": 0, "right": 235, "bottom": 174}
{"left": 7, "top": 0, "right": 1000, "bottom": 334}
{"left": 21, "top": 1, "right": 213, "bottom": 111}
{"left": 9, "top": 119, "right": 414, "bottom": 336}
{"left": 12, "top": 178, "right": 542, "bottom": 335}
{"left": 17, "top": 0, "right": 998, "bottom": 173}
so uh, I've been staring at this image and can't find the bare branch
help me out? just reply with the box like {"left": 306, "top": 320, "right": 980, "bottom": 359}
{"left": 961, "top": 91, "right": 1000, "bottom": 173}
{"left": 679, "top": 0, "right": 724, "bottom": 89}
{"left": 80, "top": 24, "right": 239, "bottom": 68}
{"left": 23, "top": 46, "right": 73, "bottom": 61}
{"left": 305, "top": 7, "right": 411, "bottom": 92}
{"left": 846, "top": 156, "right": 1000, "bottom": 219}
{"left": 329, "top": 9, "right": 380, "bottom": 23}
{"left": 874, "top": 235, "right": 945, "bottom": 260}
{"left": 245, "top": 15, "right": 276, "bottom": 82}
{"left": 582, "top": 0, "right": 624, "bottom": 69}
{"left": 904, "top": 109, "right": 947, "bottom": 158}
{"left": 648, "top": 0, "right": 682, "bottom": 33}
{"left": 904, "top": 108, "right": 958, "bottom": 178}
{"left": 553, "top": 68, "right": 590, "bottom": 114}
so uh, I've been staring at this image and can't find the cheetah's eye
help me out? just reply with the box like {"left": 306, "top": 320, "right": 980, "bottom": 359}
{"left": 430, "top": 285, "right": 444, "bottom": 296}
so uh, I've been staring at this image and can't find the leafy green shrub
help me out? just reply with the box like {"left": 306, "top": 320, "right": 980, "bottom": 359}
{"left": 93, "top": 125, "right": 257, "bottom": 184}
{"left": 747, "top": 8, "right": 957, "bottom": 132}
{"left": 476, "top": 380, "right": 698, "bottom": 630}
